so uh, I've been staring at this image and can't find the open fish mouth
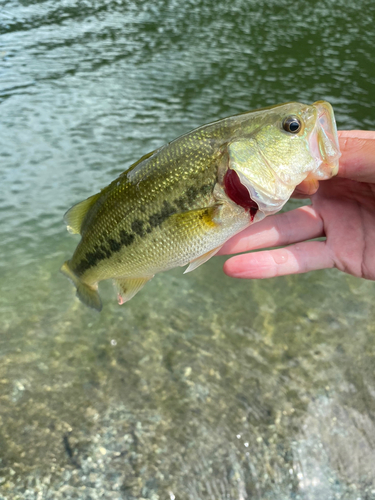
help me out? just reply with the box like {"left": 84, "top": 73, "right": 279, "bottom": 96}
{"left": 224, "top": 167, "right": 259, "bottom": 220}
{"left": 310, "top": 100, "right": 341, "bottom": 178}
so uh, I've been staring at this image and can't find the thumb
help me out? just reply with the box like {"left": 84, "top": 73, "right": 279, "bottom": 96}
{"left": 337, "top": 130, "right": 375, "bottom": 183}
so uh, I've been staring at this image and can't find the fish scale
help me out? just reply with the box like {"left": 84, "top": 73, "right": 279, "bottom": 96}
{"left": 61, "top": 101, "right": 340, "bottom": 310}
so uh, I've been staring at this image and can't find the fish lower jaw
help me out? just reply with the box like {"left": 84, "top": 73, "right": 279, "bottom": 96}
{"left": 309, "top": 116, "right": 341, "bottom": 180}
{"left": 313, "top": 159, "right": 340, "bottom": 179}
{"left": 241, "top": 181, "right": 291, "bottom": 216}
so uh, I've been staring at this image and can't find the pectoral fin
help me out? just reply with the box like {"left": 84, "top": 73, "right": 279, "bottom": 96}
{"left": 184, "top": 246, "right": 222, "bottom": 274}
{"left": 114, "top": 276, "right": 153, "bottom": 305}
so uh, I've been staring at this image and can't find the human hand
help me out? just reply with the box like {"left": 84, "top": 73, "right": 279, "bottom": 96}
{"left": 220, "top": 131, "right": 375, "bottom": 281}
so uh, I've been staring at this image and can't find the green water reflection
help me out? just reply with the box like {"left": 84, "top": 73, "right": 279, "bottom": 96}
{"left": 1, "top": 0, "right": 375, "bottom": 498}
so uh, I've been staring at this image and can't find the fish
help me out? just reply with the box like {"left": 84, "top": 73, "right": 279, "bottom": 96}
{"left": 61, "top": 100, "right": 341, "bottom": 311}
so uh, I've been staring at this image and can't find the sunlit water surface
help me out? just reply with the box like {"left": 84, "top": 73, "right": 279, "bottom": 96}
{"left": 1, "top": 0, "right": 375, "bottom": 498}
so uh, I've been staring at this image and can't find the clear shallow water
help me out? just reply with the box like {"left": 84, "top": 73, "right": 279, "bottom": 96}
{"left": 1, "top": 0, "right": 375, "bottom": 498}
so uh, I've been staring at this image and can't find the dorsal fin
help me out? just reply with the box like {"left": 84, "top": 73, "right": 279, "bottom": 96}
{"left": 63, "top": 192, "right": 101, "bottom": 234}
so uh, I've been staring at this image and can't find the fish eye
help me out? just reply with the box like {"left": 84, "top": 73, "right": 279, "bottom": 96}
{"left": 282, "top": 116, "right": 302, "bottom": 134}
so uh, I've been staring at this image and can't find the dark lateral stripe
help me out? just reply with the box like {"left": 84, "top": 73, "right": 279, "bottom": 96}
{"left": 75, "top": 181, "right": 215, "bottom": 275}
{"left": 108, "top": 238, "right": 122, "bottom": 252}
{"left": 149, "top": 200, "right": 175, "bottom": 228}
{"left": 173, "top": 182, "right": 214, "bottom": 211}
{"left": 75, "top": 230, "right": 135, "bottom": 275}
{"left": 120, "top": 230, "right": 135, "bottom": 246}
{"left": 131, "top": 219, "right": 145, "bottom": 237}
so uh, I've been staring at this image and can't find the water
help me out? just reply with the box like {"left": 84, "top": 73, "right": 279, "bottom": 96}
{"left": 1, "top": 0, "right": 375, "bottom": 498}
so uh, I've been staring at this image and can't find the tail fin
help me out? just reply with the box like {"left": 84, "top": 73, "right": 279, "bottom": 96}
{"left": 60, "top": 261, "right": 102, "bottom": 312}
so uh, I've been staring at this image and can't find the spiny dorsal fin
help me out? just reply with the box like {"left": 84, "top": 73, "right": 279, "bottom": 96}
{"left": 63, "top": 192, "right": 101, "bottom": 234}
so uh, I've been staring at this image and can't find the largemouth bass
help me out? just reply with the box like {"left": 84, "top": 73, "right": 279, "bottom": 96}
{"left": 61, "top": 101, "right": 340, "bottom": 311}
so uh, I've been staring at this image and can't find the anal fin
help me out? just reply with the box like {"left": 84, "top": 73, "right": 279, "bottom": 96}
{"left": 184, "top": 246, "right": 222, "bottom": 274}
{"left": 114, "top": 276, "right": 153, "bottom": 305}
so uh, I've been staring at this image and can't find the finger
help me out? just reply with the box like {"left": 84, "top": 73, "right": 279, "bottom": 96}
{"left": 338, "top": 130, "right": 375, "bottom": 183}
{"left": 291, "top": 176, "right": 320, "bottom": 198}
{"left": 223, "top": 241, "right": 334, "bottom": 279}
{"left": 218, "top": 205, "right": 324, "bottom": 255}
